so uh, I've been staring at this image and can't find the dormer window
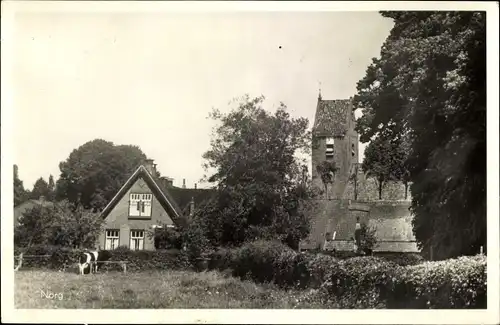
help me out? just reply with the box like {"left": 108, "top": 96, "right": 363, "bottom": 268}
{"left": 326, "top": 137, "right": 334, "bottom": 159}
{"left": 129, "top": 193, "right": 152, "bottom": 217}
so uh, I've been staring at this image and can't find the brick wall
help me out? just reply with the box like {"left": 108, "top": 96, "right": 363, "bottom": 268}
{"left": 99, "top": 177, "right": 175, "bottom": 250}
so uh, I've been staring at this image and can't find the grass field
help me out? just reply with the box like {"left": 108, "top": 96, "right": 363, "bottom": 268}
{"left": 15, "top": 270, "right": 323, "bottom": 309}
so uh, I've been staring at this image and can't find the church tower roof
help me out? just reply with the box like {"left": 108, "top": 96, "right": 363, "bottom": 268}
{"left": 312, "top": 98, "right": 353, "bottom": 137}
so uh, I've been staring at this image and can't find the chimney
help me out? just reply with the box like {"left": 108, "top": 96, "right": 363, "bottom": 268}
{"left": 182, "top": 179, "right": 186, "bottom": 189}
{"left": 144, "top": 159, "right": 156, "bottom": 177}
{"left": 189, "top": 197, "right": 195, "bottom": 217}
{"left": 161, "top": 177, "right": 173, "bottom": 188}
{"left": 194, "top": 183, "right": 197, "bottom": 189}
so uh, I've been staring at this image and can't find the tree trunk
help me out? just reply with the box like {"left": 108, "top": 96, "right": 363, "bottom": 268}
{"left": 404, "top": 182, "right": 408, "bottom": 200}
{"left": 378, "top": 180, "right": 383, "bottom": 200}
{"left": 354, "top": 178, "right": 358, "bottom": 200}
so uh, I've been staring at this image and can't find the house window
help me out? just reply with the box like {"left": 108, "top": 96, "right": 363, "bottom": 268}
{"left": 326, "top": 137, "right": 334, "bottom": 159}
{"left": 105, "top": 230, "right": 119, "bottom": 250}
{"left": 130, "top": 230, "right": 145, "bottom": 250}
{"left": 351, "top": 143, "right": 356, "bottom": 157}
{"left": 129, "top": 193, "right": 152, "bottom": 217}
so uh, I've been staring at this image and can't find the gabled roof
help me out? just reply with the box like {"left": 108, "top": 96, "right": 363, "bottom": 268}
{"left": 312, "top": 99, "right": 352, "bottom": 137}
{"left": 100, "top": 165, "right": 185, "bottom": 223}
{"left": 166, "top": 187, "right": 216, "bottom": 216}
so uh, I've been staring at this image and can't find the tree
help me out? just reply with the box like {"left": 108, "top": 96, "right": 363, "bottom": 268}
{"left": 316, "top": 160, "right": 338, "bottom": 200}
{"left": 14, "top": 200, "right": 103, "bottom": 249}
{"left": 47, "top": 175, "right": 56, "bottom": 201}
{"left": 361, "top": 135, "right": 399, "bottom": 200}
{"left": 14, "top": 203, "right": 58, "bottom": 248}
{"left": 30, "top": 177, "right": 51, "bottom": 200}
{"left": 201, "top": 95, "right": 315, "bottom": 249}
{"left": 56, "top": 139, "right": 148, "bottom": 211}
{"left": 13, "top": 165, "right": 29, "bottom": 207}
{"left": 353, "top": 11, "right": 486, "bottom": 259}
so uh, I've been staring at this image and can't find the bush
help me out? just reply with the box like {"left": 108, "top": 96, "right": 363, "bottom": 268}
{"left": 208, "top": 247, "right": 234, "bottom": 271}
{"left": 231, "top": 240, "right": 292, "bottom": 283}
{"left": 320, "top": 256, "right": 399, "bottom": 308}
{"left": 386, "top": 255, "right": 487, "bottom": 309}
{"left": 305, "top": 253, "right": 340, "bottom": 288}
{"left": 376, "top": 252, "right": 425, "bottom": 266}
{"left": 14, "top": 245, "right": 191, "bottom": 272}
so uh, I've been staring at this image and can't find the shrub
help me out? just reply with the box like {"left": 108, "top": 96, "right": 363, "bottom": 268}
{"left": 386, "top": 255, "right": 487, "bottom": 309}
{"left": 208, "top": 247, "right": 234, "bottom": 271}
{"left": 305, "top": 253, "right": 340, "bottom": 288}
{"left": 14, "top": 245, "right": 191, "bottom": 272}
{"left": 377, "top": 252, "right": 425, "bottom": 266}
{"left": 231, "top": 240, "right": 292, "bottom": 283}
{"left": 319, "top": 256, "right": 399, "bottom": 308}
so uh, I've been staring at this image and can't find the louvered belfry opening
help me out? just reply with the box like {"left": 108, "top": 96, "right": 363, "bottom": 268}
{"left": 325, "top": 137, "right": 334, "bottom": 159}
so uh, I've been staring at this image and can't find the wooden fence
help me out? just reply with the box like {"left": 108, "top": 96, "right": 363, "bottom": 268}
{"left": 14, "top": 253, "right": 128, "bottom": 273}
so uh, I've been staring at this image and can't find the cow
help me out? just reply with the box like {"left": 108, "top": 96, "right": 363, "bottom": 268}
{"left": 78, "top": 249, "right": 112, "bottom": 275}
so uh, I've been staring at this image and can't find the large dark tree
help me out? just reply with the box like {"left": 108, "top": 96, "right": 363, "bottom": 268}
{"left": 354, "top": 12, "right": 486, "bottom": 259}
{"left": 200, "top": 95, "right": 316, "bottom": 249}
{"left": 56, "top": 139, "right": 148, "bottom": 211}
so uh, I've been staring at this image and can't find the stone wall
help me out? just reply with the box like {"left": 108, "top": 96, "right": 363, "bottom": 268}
{"left": 343, "top": 170, "right": 411, "bottom": 201}
{"left": 301, "top": 199, "right": 419, "bottom": 253}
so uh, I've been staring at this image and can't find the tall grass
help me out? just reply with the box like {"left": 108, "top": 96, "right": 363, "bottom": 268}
{"left": 15, "top": 270, "right": 323, "bottom": 309}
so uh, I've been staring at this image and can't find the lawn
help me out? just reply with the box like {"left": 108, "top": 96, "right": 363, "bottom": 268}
{"left": 14, "top": 269, "right": 322, "bottom": 309}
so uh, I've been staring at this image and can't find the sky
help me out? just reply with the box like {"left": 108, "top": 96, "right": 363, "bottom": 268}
{"left": 11, "top": 11, "right": 394, "bottom": 189}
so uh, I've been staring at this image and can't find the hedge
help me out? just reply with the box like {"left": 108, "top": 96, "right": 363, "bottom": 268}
{"left": 14, "top": 245, "right": 191, "bottom": 272}
{"left": 15, "top": 242, "right": 487, "bottom": 309}
{"left": 208, "top": 240, "right": 487, "bottom": 309}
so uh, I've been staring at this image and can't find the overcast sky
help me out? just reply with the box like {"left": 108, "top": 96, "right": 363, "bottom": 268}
{"left": 12, "top": 11, "right": 394, "bottom": 189}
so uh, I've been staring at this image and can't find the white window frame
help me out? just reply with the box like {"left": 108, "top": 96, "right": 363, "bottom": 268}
{"left": 130, "top": 230, "right": 145, "bottom": 251}
{"left": 105, "top": 229, "right": 119, "bottom": 250}
{"left": 129, "top": 193, "right": 153, "bottom": 217}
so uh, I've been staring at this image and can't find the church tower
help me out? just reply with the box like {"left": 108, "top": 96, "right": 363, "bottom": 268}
{"left": 311, "top": 92, "right": 359, "bottom": 199}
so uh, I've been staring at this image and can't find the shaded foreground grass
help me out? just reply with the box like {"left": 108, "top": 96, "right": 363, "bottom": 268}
{"left": 15, "top": 270, "right": 323, "bottom": 309}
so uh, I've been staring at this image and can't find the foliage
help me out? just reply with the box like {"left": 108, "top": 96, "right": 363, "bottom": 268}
{"left": 354, "top": 12, "right": 486, "bottom": 258}
{"left": 386, "top": 255, "right": 487, "bottom": 308}
{"left": 376, "top": 253, "right": 424, "bottom": 266}
{"left": 207, "top": 242, "right": 486, "bottom": 309}
{"left": 48, "top": 175, "right": 56, "bottom": 201}
{"left": 14, "top": 245, "right": 191, "bottom": 272}
{"left": 14, "top": 164, "right": 29, "bottom": 207}
{"left": 315, "top": 160, "right": 338, "bottom": 199}
{"left": 55, "top": 139, "right": 149, "bottom": 211}
{"left": 358, "top": 223, "right": 378, "bottom": 254}
{"left": 14, "top": 200, "right": 104, "bottom": 249}
{"left": 229, "top": 240, "right": 309, "bottom": 288}
{"left": 146, "top": 223, "right": 184, "bottom": 250}
{"left": 183, "top": 214, "right": 211, "bottom": 262}
{"left": 361, "top": 134, "right": 403, "bottom": 200}
{"left": 29, "top": 177, "right": 51, "bottom": 200}
{"left": 201, "top": 95, "right": 315, "bottom": 248}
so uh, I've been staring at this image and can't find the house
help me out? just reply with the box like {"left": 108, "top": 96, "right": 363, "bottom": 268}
{"left": 301, "top": 92, "right": 419, "bottom": 253}
{"left": 99, "top": 159, "right": 214, "bottom": 251}
{"left": 14, "top": 196, "right": 55, "bottom": 228}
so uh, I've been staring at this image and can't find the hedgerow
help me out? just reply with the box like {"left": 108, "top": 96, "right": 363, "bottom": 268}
{"left": 14, "top": 245, "right": 190, "bottom": 272}
{"left": 208, "top": 240, "right": 487, "bottom": 309}
{"left": 15, "top": 242, "right": 487, "bottom": 309}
